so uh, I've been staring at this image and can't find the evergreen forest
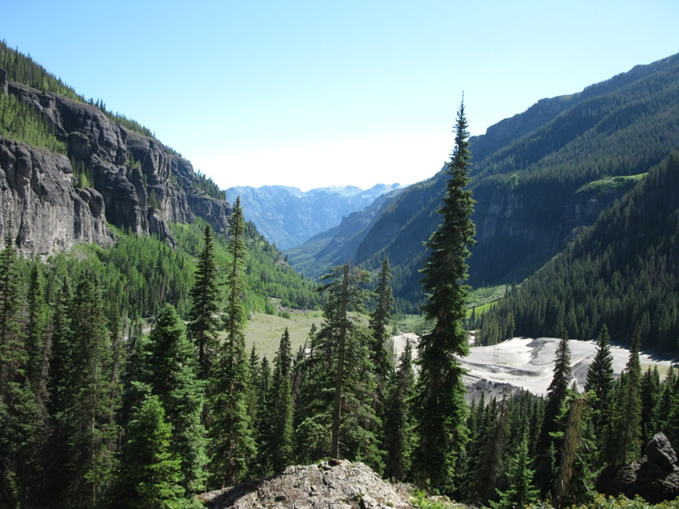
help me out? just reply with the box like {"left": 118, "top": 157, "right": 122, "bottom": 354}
{"left": 2, "top": 41, "right": 679, "bottom": 509}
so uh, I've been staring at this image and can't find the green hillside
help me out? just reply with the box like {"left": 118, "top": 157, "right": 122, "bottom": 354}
{"left": 479, "top": 152, "right": 679, "bottom": 349}
{"left": 288, "top": 52, "right": 679, "bottom": 318}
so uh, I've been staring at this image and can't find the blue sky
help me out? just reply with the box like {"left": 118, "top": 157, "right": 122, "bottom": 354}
{"left": 2, "top": 0, "right": 678, "bottom": 190}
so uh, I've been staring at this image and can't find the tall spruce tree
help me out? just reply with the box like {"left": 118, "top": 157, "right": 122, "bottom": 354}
{"left": 383, "top": 341, "right": 416, "bottom": 481}
{"left": 188, "top": 225, "right": 220, "bottom": 381}
{"left": 145, "top": 304, "right": 208, "bottom": 495}
{"left": 209, "top": 197, "right": 256, "bottom": 487}
{"left": 0, "top": 227, "right": 39, "bottom": 508}
{"left": 536, "top": 330, "right": 572, "bottom": 497}
{"left": 61, "top": 271, "right": 119, "bottom": 507}
{"left": 294, "top": 261, "right": 381, "bottom": 469}
{"left": 610, "top": 324, "right": 643, "bottom": 467}
{"left": 268, "top": 328, "right": 294, "bottom": 472}
{"left": 24, "top": 263, "right": 46, "bottom": 396}
{"left": 117, "top": 393, "right": 186, "bottom": 507}
{"left": 554, "top": 391, "right": 590, "bottom": 509}
{"left": 414, "top": 99, "right": 476, "bottom": 494}
{"left": 491, "top": 430, "right": 538, "bottom": 509}
{"left": 45, "top": 277, "right": 72, "bottom": 506}
{"left": 369, "top": 257, "right": 394, "bottom": 391}
{"left": 584, "top": 324, "right": 614, "bottom": 437}
{"left": 322, "top": 261, "right": 380, "bottom": 464}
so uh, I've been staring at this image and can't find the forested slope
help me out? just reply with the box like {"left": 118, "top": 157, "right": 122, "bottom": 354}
{"left": 288, "top": 52, "right": 679, "bottom": 315}
{"left": 479, "top": 153, "right": 679, "bottom": 349}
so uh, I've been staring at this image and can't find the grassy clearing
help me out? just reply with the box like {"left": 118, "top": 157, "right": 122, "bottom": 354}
{"left": 244, "top": 310, "right": 324, "bottom": 360}
{"left": 466, "top": 285, "right": 507, "bottom": 317}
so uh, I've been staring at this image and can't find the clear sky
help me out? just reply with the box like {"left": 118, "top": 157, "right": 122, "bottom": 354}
{"left": 2, "top": 1, "right": 678, "bottom": 191}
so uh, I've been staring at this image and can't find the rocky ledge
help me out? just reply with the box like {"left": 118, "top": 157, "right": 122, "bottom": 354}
{"left": 199, "top": 461, "right": 415, "bottom": 509}
{"left": 1, "top": 77, "right": 230, "bottom": 254}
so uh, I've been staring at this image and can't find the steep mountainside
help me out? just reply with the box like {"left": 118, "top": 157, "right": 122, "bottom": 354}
{"left": 288, "top": 52, "right": 679, "bottom": 312}
{"left": 0, "top": 65, "right": 230, "bottom": 254}
{"left": 480, "top": 153, "right": 679, "bottom": 349}
{"left": 227, "top": 183, "right": 402, "bottom": 249}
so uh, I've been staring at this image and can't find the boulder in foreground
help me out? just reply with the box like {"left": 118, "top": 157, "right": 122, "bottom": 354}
{"left": 199, "top": 460, "right": 415, "bottom": 509}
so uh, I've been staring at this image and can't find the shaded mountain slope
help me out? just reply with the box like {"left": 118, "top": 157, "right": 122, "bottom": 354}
{"left": 287, "top": 52, "right": 679, "bottom": 312}
{"left": 480, "top": 152, "right": 679, "bottom": 350}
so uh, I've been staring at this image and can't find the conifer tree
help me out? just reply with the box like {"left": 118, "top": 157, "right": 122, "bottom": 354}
{"left": 0, "top": 228, "right": 48, "bottom": 508}
{"left": 24, "top": 263, "right": 46, "bottom": 396}
{"left": 117, "top": 393, "right": 185, "bottom": 507}
{"left": 293, "top": 325, "right": 332, "bottom": 464}
{"left": 536, "top": 330, "right": 572, "bottom": 496}
{"left": 246, "top": 345, "right": 261, "bottom": 437}
{"left": 44, "top": 278, "right": 72, "bottom": 506}
{"left": 322, "top": 261, "right": 380, "bottom": 464}
{"left": 145, "top": 304, "right": 208, "bottom": 495}
{"left": 209, "top": 197, "right": 256, "bottom": 487}
{"left": 414, "top": 98, "right": 475, "bottom": 494}
{"left": 491, "top": 430, "right": 538, "bottom": 509}
{"left": 61, "top": 271, "right": 119, "bottom": 507}
{"left": 188, "top": 225, "right": 220, "bottom": 381}
{"left": 610, "top": 323, "right": 643, "bottom": 467}
{"left": 0, "top": 224, "right": 23, "bottom": 390}
{"left": 294, "top": 261, "right": 381, "bottom": 469}
{"left": 369, "top": 257, "right": 394, "bottom": 392}
{"left": 268, "top": 328, "right": 294, "bottom": 472}
{"left": 473, "top": 398, "right": 508, "bottom": 505}
{"left": 383, "top": 341, "right": 416, "bottom": 481}
{"left": 640, "top": 366, "right": 661, "bottom": 447}
{"left": 554, "top": 391, "right": 590, "bottom": 509}
{"left": 584, "top": 324, "right": 614, "bottom": 437}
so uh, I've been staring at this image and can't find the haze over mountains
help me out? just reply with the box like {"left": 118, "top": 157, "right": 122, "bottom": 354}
{"left": 226, "top": 183, "right": 402, "bottom": 249}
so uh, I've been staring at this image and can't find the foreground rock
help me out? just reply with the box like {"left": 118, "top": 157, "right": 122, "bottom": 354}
{"left": 599, "top": 432, "right": 679, "bottom": 504}
{"left": 199, "top": 461, "right": 415, "bottom": 509}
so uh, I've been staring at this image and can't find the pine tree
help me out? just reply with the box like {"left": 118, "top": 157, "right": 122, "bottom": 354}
{"left": 145, "top": 304, "right": 208, "bottom": 494}
{"left": 611, "top": 323, "right": 643, "bottom": 467}
{"left": 322, "top": 261, "right": 380, "bottom": 464}
{"left": 383, "top": 341, "right": 416, "bottom": 481}
{"left": 117, "top": 393, "right": 185, "bottom": 507}
{"left": 473, "top": 398, "right": 508, "bottom": 505}
{"left": 209, "top": 197, "right": 256, "bottom": 487}
{"left": 293, "top": 325, "right": 333, "bottom": 464}
{"left": 294, "top": 261, "right": 381, "bottom": 469}
{"left": 640, "top": 366, "right": 661, "bottom": 448}
{"left": 44, "top": 277, "right": 73, "bottom": 507}
{"left": 24, "top": 263, "right": 46, "bottom": 396}
{"left": 269, "top": 328, "right": 294, "bottom": 472}
{"left": 491, "top": 430, "right": 539, "bottom": 509}
{"left": 369, "top": 257, "right": 394, "bottom": 393}
{"left": 188, "top": 225, "right": 220, "bottom": 381}
{"left": 554, "top": 391, "right": 590, "bottom": 509}
{"left": 536, "top": 330, "right": 572, "bottom": 497}
{"left": 61, "top": 271, "right": 119, "bottom": 507}
{"left": 414, "top": 98, "right": 476, "bottom": 494}
{"left": 584, "top": 324, "right": 614, "bottom": 437}
{"left": 0, "top": 226, "right": 45, "bottom": 508}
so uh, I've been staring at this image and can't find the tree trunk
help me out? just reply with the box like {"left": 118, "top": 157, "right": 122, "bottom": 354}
{"left": 331, "top": 261, "right": 350, "bottom": 459}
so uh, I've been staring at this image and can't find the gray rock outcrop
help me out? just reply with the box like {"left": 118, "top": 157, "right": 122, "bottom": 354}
{"left": 599, "top": 432, "right": 679, "bottom": 504}
{"left": 1, "top": 76, "right": 230, "bottom": 253}
{"left": 0, "top": 138, "right": 113, "bottom": 253}
{"left": 199, "top": 461, "right": 415, "bottom": 509}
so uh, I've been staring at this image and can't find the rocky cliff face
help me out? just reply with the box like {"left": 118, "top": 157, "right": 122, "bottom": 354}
{"left": 1, "top": 79, "right": 230, "bottom": 253}
{"left": 0, "top": 138, "right": 113, "bottom": 253}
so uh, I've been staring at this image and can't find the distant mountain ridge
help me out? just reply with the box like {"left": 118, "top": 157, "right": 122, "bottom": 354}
{"left": 226, "top": 183, "right": 403, "bottom": 249}
{"left": 286, "top": 51, "right": 679, "bottom": 315}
